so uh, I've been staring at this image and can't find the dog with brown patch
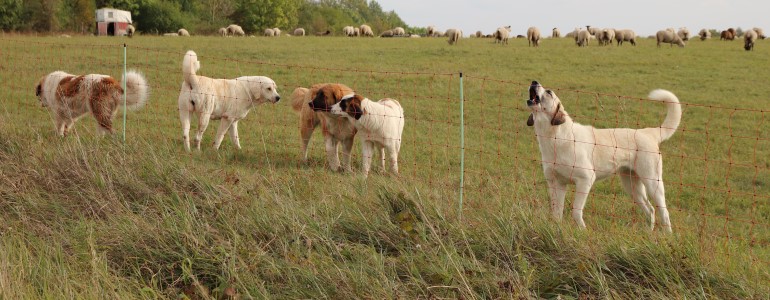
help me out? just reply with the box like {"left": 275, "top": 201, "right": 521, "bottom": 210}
{"left": 330, "top": 93, "right": 404, "bottom": 177}
{"left": 290, "top": 83, "right": 357, "bottom": 172}
{"left": 178, "top": 50, "right": 281, "bottom": 151}
{"left": 526, "top": 81, "right": 681, "bottom": 232}
{"left": 35, "top": 70, "right": 149, "bottom": 136}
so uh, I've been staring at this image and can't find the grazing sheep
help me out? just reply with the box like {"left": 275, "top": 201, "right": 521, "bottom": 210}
{"left": 587, "top": 25, "right": 602, "bottom": 37}
{"left": 127, "top": 25, "right": 135, "bottom": 37}
{"left": 218, "top": 27, "right": 227, "bottom": 36}
{"left": 600, "top": 28, "right": 615, "bottom": 46}
{"left": 163, "top": 33, "right": 179, "bottom": 37}
{"left": 427, "top": 26, "right": 436, "bottom": 37}
{"left": 315, "top": 30, "right": 332, "bottom": 36}
{"left": 752, "top": 27, "right": 765, "bottom": 39}
{"left": 433, "top": 31, "right": 444, "bottom": 37}
{"left": 475, "top": 30, "right": 483, "bottom": 38}
{"left": 354, "top": 27, "right": 360, "bottom": 36}
{"left": 294, "top": 28, "right": 305, "bottom": 36}
{"left": 410, "top": 34, "right": 420, "bottom": 38}
{"left": 272, "top": 28, "right": 281, "bottom": 36}
{"left": 360, "top": 24, "right": 374, "bottom": 37}
{"left": 343, "top": 26, "right": 356, "bottom": 36}
{"left": 495, "top": 26, "right": 511, "bottom": 44}
{"left": 614, "top": 29, "right": 636, "bottom": 46}
{"left": 393, "top": 27, "right": 405, "bottom": 36}
{"left": 677, "top": 27, "right": 690, "bottom": 41}
{"left": 227, "top": 24, "right": 245, "bottom": 36}
{"left": 264, "top": 28, "right": 275, "bottom": 36}
{"left": 380, "top": 30, "right": 394, "bottom": 37}
{"left": 552, "top": 27, "right": 560, "bottom": 38}
{"left": 516, "top": 34, "right": 525, "bottom": 38}
{"left": 565, "top": 27, "right": 580, "bottom": 38}
{"left": 576, "top": 30, "right": 590, "bottom": 47}
{"left": 527, "top": 27, "right": 541, "bottom": 47}
{"left": 744, "top": 29, "right": 758, "bottom": 51}
{"left": 698, "top": 28, "right": 711, "bottom": 41}
{"left": 720, "top": 28, "right": 735, "bottom": 41}
{"left": 178, "top": 28, "right": 190, "bottom": 36}
{"left": 656, "top": 30, "right": 685, "bottom": 47}
{"left": 446, "top": 28, "right": 461, "bottom": 45}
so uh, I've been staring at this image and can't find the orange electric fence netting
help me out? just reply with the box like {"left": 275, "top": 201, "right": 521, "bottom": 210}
{"left": 0, "top": 38, "right": 767, "bottom": 271}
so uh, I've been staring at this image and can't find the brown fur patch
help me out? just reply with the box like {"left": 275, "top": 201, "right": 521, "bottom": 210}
{"left": 343, "top": 94, "right": 365, "bottom": 119}
{"left": 312, "top": 83, "right": 353, "bottom": 106}
{"left": 88, "top": 77, "right": 121, "bottom": 132}
{"left": 56, "top": 75, "right": 85, "bottom": 100}
{"left": 551, "top": 103, "right": 566, "bottom": 126}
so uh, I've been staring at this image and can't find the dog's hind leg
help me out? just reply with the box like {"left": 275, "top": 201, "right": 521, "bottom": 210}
{"left": 179, "top": 110, "right": 192, "bottom": 151}
{"left": 299, "top": 117, "right": 317, "bottom": 162}
{"left": 228, "top": 120, "right": 241, "bottom": 150}
{"left": 620, "top": 171, "right": 654, "bottom": 230}
{"left": 636, "top": 158, "right": 672, "bottom": 233}
{"left": 361, "top": 140, "right": 374, "bottom": 177}
{"left": 213, "top": 118, "right": 235, "bottom": 150}
{"left": 194, "top": 113, "right": 212, "bottom": 151}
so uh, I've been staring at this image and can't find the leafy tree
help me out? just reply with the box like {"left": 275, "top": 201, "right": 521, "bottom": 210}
{"left": 230, "top": 0, "right": 301, "bottom": 33}
{"left": 135, "top": 0, "right": 185, "bottom": 33}
{"left": 0, "top": 0, "right": 25, "bottom": 31}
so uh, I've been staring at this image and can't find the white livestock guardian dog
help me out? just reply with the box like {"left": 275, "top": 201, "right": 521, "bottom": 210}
{"left": 330, "top": 93, "right": 404, "bottom": 177}
{"left": 36, "top": 70, "right": 148, "bottom": 136}
{"left": 178, "top": 50, "right": 281, "bottom": 151}
{"left": 526, "top": 81, "right": 681, "bottom": 232}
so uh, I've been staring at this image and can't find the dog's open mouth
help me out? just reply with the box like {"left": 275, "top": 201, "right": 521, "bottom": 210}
{"left": 526, "top": 81, "right": 541, "bottom": 107}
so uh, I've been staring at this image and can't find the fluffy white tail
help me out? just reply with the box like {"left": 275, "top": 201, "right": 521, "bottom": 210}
{"left": 182, "top": 50, "right": 200, "bottom": 90}
{"left": 648, "top": 89, "right": 682, "bottom": 142}
{"left": 122, "top": 70, "right": 149, "bottom": 110}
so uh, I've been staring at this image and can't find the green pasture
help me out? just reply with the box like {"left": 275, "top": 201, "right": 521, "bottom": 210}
{"left": 0, "top": 34, "right": 768, "bottom": 299}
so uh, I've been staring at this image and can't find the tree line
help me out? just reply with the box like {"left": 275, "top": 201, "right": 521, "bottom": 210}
{"left": 0, "top": 0, "right": 412, "bottom": 35}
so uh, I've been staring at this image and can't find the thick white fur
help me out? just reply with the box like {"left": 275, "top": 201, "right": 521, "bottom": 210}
{"left": 528, "top": 83, "right": 681, "bottom": 232}
{"left": 330, "top": 95, "right": 404, "bottom": 177}
{"left": 178, "top": 50, "right": 280, "bottom": 151}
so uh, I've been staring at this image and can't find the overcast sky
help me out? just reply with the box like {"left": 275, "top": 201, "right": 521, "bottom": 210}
{"left": 377, "top": 0, "right": 768, "bottom": 36}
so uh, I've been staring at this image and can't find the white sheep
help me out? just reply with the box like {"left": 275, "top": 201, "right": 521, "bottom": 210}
{"left": 427, "top": 26, "right": 436, "bottom": 37}
{"left": 587, "top": 26, "right": 602, "bottom": 37}
{"left": 178, "top": 28, "right": 190, "bottom": 36}
{"left": 565, "top": 27, "right": 580, "bottom": 38}
{"left": 552, "top": 27, "right": 560, "bottom": 38}
{"left": 360, "top": 24, "right": 374, "bottom": 37}
{"left": 343, "top": 26, "right": 356, "bottom": 37}
{"left": 446, "top": 28, "right": 461, "bottom": 45}
{"left": 698, "top": 28, "right": 711, "bottom": 41}
{"left": 227, "top": 24, "right": 245, "bottom": 36}
{"left": 127, "top": 25, "right": 135, "bottom": 37}
{"left": 495, "top": 26, "right": 511, "bottom": 45}
{"left": 354, "top": 27, "right": 360, "bottom": 36}
{"left": 264, "top": 28, "right": 275, "bottom": 36}
{"left": 615, "top": 29, "right": 637, "bottom": 46}
{"left": 744, "top": 29, "right": 758, "bottom": 51}
{"left": 380, "top": 30, "right": 394, "bottom": 38}
{"left": 576, "top": 30, "right": 590, "bottom": 47}
{"left": 527, "top": 27, "right": 541, "bottom": 47}
{"left": 677, "top": 27, "right": 690, "bottom": 41}
{"left": 273, "top": 28, "right": 281, "bottom": 36}
{"left": 218, "top": 27, "right": 227, "bottom": 36}
{"left": 656, "top": 30, "right": 685, "bottom": 47}
{"left": 752, "top": 27, "right": 765, "bottom": 39}
{"left": 393, "top": 27, "right": 405, "bottom": 36}
{"left": 600, "top": 28, "right": 615, "bottom": 46}
{"left": 434, "top": 31, "right": 444, "bottom": 37}
{"left": 475, "top": 30, "right": 483, "bottom": 38}
{"left": 294, "top": 28, "right": 305, "bottom": 36}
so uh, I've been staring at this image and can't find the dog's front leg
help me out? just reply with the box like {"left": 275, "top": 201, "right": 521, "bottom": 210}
{"left": 386, "top": 144, "right": 398, "bottom": 175}
{"left": 545, "top": 175, "right": 567, "bottom": 221}
{"left": 213, "top": 118, "right": 235, "bottom": 150}
{"left": 324, "top": 138, "right": 340, "bottom": 171}
{"left": 361, "top": 140, "right": 374, "bottom": 177}
{"left": 340, "top": 137, "right": 354, "bottom": 172}
{"left": 572, "top": 178, "right": 595, "bottom": 229}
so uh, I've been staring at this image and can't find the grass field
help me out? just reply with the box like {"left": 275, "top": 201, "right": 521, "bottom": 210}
{"left": 0, "top": 34, "right": 768, "bottom": 299}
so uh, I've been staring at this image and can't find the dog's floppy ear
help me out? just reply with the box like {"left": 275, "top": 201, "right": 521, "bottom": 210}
{"left": 346, "top": 94, "right": 364, "bottom": 120}
{"left": 550, "top": 103, "right": 566, "bottom": 126}
{"left": 35, "top": 83, "right": 42, "bottom": 97}
{"left": 526, "top": 113, "right": 534, "bottom": 126}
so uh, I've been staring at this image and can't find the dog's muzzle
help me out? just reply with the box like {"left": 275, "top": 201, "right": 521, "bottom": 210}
{"left": 526, "top": 80, "right": 542, "bottom": 106}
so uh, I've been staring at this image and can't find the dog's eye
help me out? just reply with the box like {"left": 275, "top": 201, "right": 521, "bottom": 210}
{"left": 267, "top": 87, "right": 272, "bottom": 91}
{"left": 546, "top": 90, "right": 553, "bottom": 95}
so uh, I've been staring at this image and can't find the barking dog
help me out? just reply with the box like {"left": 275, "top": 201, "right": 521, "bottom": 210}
{"left": 291, "top": 83, "right": 357, "bottom": 172}
{"left": 526, "top": 81, "right": 681, "bottom": 232}
{"left": 178, "top": 50, "right": 281, "bottom": 151}
{"left": 330, "top": 93, "right": 404, "bottom": 177}
{"left": 35, "top": 70, "right": 149, "bottom": 136}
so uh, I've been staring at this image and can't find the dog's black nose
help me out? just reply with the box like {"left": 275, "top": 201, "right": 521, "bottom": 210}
{"left": 531, "top": 80, "right": 539, "bottom": 86}
{"left": 275, "top": 95, "right": 281, "bottom": 102}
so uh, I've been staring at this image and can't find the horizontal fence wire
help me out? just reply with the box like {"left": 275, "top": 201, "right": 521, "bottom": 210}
{"left": 0, "top": 38, "right": 767, "bottom": 274}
